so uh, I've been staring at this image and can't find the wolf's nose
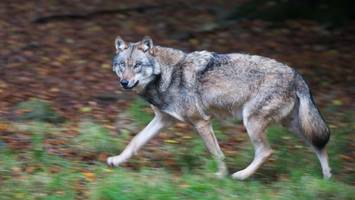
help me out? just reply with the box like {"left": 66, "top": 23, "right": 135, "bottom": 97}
{"left": 120, "top": 80, "right": 129, "bottom": 87}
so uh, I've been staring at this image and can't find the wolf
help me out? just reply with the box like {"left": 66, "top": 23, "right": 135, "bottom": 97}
{"left": 107, "top": 36, "right": 331, "bottom": 180}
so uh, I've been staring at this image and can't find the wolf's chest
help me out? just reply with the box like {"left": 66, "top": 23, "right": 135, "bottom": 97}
{"left": 141, "top": 87, "right": 209, "bottom": 122}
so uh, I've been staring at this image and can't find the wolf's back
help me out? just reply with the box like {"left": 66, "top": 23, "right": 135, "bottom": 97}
{"left": 295, "top": 73, "right": 330, "bottom": 149}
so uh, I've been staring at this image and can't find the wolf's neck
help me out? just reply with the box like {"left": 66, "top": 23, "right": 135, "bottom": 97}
{"left": 139, "top": 46, "right": 185, "bottom": 108}
{"left": 152, "top": 46, "right": 185, "bottom": 66}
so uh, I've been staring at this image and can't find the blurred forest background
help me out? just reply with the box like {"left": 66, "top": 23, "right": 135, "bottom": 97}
{"left": 0, "top": 0, "right": 354, "bottom": 199}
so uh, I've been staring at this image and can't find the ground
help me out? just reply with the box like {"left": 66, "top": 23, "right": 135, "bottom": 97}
{"left": 0, "top": 0, "right": 354, "bottom": 199}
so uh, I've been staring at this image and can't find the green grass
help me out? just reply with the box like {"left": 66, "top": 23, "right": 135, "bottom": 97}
{"left": 0, "top": 99, "right": 354, "bottom": 199}
{"left": 15, "top": 98, "right": 64, "bottom": 123}
{"left": 128, "top": 98, "right": 153, "bottom": 126}
{"left": 71, "top": 120, "right": 129, "bottom": 155}
{"left": 1, "top": 121, "right": 354, "bottom": 199}
{"left": 89, "top": 168, "right": 354, "bottom": 200}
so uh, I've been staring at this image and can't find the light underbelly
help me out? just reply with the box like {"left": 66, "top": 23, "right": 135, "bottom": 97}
{"left": 207, "top": 104, "right": 243, "bottom": 121}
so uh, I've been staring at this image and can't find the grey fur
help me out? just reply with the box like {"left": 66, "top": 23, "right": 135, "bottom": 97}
{"left": 108, "top": 36, "right": 331, "bottom": 180}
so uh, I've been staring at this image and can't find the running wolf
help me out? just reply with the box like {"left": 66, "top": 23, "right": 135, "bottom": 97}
{"left": 107, "top": 36, "right": 331, "bottom": 180}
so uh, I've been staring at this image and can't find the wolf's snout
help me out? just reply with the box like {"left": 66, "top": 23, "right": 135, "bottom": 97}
{"left": 120, "top": 80, "right": 129, "bottom": 87}
{"left": 120, "top": 79, "right": 139, "bottom": 89}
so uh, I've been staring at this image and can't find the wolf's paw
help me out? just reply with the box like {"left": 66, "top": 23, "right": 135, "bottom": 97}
{"left": 107, "top": 156, "right": 124, "bottom": 167}
{"left": 323, "top": 171, "right": 332, "bottom": 180}
{"left": 231, "top": 170, "right": 250, "bottom": 180}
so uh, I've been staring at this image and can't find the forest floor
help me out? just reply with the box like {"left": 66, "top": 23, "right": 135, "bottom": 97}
{"left": 0, "top": 0, "right": 354, "bottom": 199}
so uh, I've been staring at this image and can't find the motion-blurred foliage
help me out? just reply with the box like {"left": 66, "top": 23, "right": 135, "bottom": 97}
{"left": 15, "top": 99, "right": 64, "bottom": 123}
{"left": 72, "top": 120, "right": 129, "bottom": 155}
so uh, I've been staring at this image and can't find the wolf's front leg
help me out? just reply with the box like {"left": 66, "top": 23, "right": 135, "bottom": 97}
{"left": 193, "top": 120, "right": 228, "bottom": 178}
{"left": 107, "top": 110, "right": 171, "bottom": 167}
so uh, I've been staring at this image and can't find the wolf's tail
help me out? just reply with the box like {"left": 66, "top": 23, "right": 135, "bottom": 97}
{"left": 295, "top": 73, "right": 330, "bottom": 149}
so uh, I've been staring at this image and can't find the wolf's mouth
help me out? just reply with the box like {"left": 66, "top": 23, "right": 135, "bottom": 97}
{"left": 123, "top": 81, "right": 139, "bottom": 89}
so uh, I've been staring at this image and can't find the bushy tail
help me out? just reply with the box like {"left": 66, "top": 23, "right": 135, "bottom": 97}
{"left": 296, "top": 74, "right": 330, "bottom": 149}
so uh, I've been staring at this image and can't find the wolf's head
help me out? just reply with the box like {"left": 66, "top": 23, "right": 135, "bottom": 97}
{"left": 112, "top": 36, "right": 160, "bottom": 90}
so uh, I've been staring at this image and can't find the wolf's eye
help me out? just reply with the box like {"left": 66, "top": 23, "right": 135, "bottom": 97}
{"left": 116, "top": 62, "right": 125, "bottom": 70}
{"left": 113, "top": 62, "right": 125, "bottom": 72}
{"left": 134, "top": 62, "right": 142, "bottom": 69}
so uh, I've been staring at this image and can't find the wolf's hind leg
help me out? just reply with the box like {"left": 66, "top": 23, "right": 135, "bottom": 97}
{"left": 315, "top": 148, "right": 331, "bottom": 179}
{"left": 193, "top": 120, "right": 228, "bottom": 178}
{"left": 283, "top": 111, "right": 332, "bottom": 179}
{"left": 232, "top": 116, "right": 272, "bottom": 180}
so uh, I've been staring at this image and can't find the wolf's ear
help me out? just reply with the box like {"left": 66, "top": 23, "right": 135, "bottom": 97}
{"left": 115, "top": 36, "right": 127, "bottom": 52}
{"left": 140, "top": 36, "right": 153, "bottom": 53}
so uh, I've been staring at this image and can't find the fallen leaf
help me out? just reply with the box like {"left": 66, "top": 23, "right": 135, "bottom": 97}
{"left": 80, "top": 107, "right": 92, "bottom": 113}
{"left": 164, "top": 139, "right": 178, "bottom": 144}
{"left": 83, "top": 172, "right": 96, "bottom": 182}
